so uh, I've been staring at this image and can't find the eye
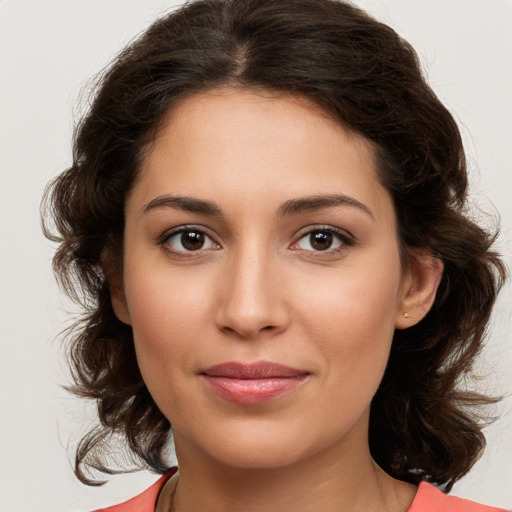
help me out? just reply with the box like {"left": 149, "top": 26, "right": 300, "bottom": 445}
{"left": 161, "top": 227, "right": 219, "bottom": 254}
{"left": 292, "top": 227, "right": 353, "bottom": 253}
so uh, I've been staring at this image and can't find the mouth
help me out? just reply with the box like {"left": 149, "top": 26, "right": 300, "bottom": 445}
{"left": 199, "top": 361, "right": 310, "bottom": 404}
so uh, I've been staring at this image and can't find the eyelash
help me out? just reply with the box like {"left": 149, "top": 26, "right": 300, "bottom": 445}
{"left": 157, "top": 225, "right": 221, "bottom": 258}
{"left": 291, "top": 225, "right": 355, "bottom": 255}
{"left": 157, "top": 224, "right": 355, "bottom": 257}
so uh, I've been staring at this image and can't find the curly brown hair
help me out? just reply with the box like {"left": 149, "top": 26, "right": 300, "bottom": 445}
{"left": 42, "top": 0, "right": 506, "bottom": 491}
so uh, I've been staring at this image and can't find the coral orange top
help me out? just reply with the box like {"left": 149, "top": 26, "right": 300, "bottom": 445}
{"left": 95, "top": 469, "right": 507, "bottom": 512}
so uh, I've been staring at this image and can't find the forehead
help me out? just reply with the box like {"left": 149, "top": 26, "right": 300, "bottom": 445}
{"left": 149, "top": 87, "right": 375, "bottom": 164}
{"left": 130, "top": 87, "right": 391, "bottom": 217}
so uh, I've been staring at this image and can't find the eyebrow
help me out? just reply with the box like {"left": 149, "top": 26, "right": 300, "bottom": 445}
{"left": 277, "top": 194, "right": 374, "bottom": 219}
{"left": 142, "top": 195, "right": 223, "bottom": 216}
{"left": 141, "top": 193, "right": 374, "bottom": 219}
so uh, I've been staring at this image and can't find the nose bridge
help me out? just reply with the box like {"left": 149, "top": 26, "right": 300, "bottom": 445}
{"left": 216, "top": 237, "right": 287, "bottom": 338}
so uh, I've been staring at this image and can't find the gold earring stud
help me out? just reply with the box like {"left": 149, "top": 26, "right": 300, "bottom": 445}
{"left": 404, "top": 312, "right": 409, "bottom": 318}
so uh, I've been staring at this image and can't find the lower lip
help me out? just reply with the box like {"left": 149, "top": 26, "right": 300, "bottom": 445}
{"left": 202, "top": 375, "right": 308, "bottom": 404}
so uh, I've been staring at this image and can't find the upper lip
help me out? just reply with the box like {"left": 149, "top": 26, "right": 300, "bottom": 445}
{"left": 200, "top": 361, "right": 309, "bottom": 379}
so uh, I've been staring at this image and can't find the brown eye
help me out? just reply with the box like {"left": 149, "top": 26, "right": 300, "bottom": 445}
{"left": 309, "top": 231, "right": 333, "bottom": 251}
{"left": 163, "top": 227, "right": 219, "bottom": 254}
{"left": 181, "top": 230, "right": 205, "bottom": 251}
{"left": 293, "top": 227, "right": 350, "bottom": 253}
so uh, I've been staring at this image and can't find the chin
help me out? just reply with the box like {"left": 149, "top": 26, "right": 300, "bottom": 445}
{"left": 208, "top": 444, "right": 307, "bottom": 470}
{"left": 179, "top": 414, "right": 360, "bottom": 473}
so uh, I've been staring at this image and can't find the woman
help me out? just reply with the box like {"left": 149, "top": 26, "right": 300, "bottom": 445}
{"left": 42, "top": 0, "right": 508, "bottom": 510}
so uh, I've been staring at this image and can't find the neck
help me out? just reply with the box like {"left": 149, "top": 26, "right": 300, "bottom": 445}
{"left": 167, "top": 432, "right": 416, "bottom": 512}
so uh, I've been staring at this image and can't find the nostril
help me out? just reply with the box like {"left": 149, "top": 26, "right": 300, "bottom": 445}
{"left": 214, "top": 275, "right": 289, "bottom": 338}
{"left": 218, "top": 321, "right": 281, "bottom": 339}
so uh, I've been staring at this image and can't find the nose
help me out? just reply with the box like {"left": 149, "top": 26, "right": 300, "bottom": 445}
{"left": 215, "top": 245, "right": 289, "bottom": 339}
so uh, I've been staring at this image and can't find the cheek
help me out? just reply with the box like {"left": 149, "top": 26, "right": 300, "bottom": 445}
{"left": 293, "top": 255, "right": 402, "bottom": 389}
{"left": 125, "top": 251, "right": 215, "bottom": 334}
{"left": 122, "top": 263, "right": 215, "bottom": 395}
{"left": 297, "top": 261, "right": 401, "bottom": 337}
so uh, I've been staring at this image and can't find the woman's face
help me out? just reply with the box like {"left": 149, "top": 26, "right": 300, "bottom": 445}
{"left": 113, "top": 88, "right": 424, "bottom": 470}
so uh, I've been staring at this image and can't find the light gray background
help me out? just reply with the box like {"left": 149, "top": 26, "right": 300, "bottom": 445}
{"left": 1, "top": 1, "right": 511, "bottom": 511}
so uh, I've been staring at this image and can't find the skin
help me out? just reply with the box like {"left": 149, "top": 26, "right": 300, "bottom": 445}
{"left": 110, "top": 88, "right": 443, "bottom": 512}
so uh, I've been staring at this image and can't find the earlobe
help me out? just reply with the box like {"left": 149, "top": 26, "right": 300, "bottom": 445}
{"left": 110, "top": 281, "right": 132, "bottom": 326}
{"left": 101, "top": 251, "right": 132, "bottom": 326}
{"left": 395, "top": 252, "right": 443, "bottom": 329}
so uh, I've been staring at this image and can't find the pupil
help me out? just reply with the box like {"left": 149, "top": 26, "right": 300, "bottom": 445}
{"left": 311, "top": 231, "right": 332, "bottom": 251}
{"left": 181, "top": 231, "right": 204, "bottom": 250}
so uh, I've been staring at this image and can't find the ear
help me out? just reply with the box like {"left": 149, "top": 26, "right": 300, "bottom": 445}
{"left": 395, "top": 251, "right": 443, "bottom": 329}
{"left": 101, "top": 250, "right": 132, "bottom": 326}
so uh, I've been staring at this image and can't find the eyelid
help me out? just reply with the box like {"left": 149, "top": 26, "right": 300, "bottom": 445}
{"left": 157, "top": 224, "right": 221, "bottom": 254}
{"left": 290, "top": 224, "right": 355, "bottom": 252}
{"left": 156, "top": 223, "right": 354, "bottom": 255}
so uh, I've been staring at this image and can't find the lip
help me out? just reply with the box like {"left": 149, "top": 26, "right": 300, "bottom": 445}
{"left": 200, "top": 361, "right": 310, "bottom": 404}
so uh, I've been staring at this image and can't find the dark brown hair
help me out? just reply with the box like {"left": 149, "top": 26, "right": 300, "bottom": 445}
{"left": 42, "top": 0, "right": 506, "bottom": 491}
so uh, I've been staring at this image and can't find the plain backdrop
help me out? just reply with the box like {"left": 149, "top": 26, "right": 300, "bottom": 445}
{"left": 1, "top": 1, "right": 511, "bottom": 511}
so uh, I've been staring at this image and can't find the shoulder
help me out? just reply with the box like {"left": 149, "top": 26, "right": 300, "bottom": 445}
{"left": 408, "top": 482, "right": 507, "bottom": 512}
{"left": 93, "top": 468, "right": 177, "bottom": 512}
